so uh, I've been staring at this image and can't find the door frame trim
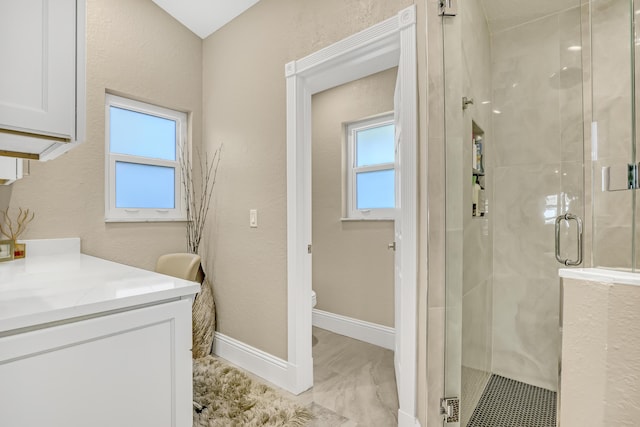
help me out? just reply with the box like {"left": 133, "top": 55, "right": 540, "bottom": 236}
{"left": 284, "top": 6, "right": 418, "bottom": 425}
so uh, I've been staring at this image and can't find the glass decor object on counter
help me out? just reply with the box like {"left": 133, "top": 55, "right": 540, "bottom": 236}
{"left": 0, "top": 240, "right": 14, "bottom": 262}
{"left": 471, "top": 121, "right": 486, "bottom": 217}
{"left": 0, "top": 208, "right": 35, "bottom": 259}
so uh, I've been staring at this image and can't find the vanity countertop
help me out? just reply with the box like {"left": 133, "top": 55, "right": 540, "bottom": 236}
{"left": 0, "top": 238, "right": 199, "bottom": 335}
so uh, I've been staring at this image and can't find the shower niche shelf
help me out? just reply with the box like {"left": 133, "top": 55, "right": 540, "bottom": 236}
{"left": 472, "top": 121, "right": 486, "bottom": 218}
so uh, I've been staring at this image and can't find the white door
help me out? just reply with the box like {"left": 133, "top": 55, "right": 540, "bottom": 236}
{"left": 0, "top": 0, "right": 76, "bottom": 139}
{"left": 393, "top": 72, "right": 403, "bottom": 397}
{"left": 394, "top": 216, "right": 402, "bottom": 397}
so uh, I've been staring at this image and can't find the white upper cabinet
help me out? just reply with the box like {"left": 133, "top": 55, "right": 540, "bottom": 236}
{"left": 0, "top": 157, "right": 23, "bottom": 185}
{"left": 0, "top": 0, "right": 85, "bottom": 161}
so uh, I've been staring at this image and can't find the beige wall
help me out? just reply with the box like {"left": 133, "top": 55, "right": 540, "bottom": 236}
{"left": 201, "top": 2, "right": 430, "bottom": 425}
{"left": 201, "top": 0, "right": 414, "bottom": 362}
{"left": 3, "top": 0, "right": 203, "bottom": 270}
{"left": 311, "top": 68, "right": 396, "bottom": 327}
{"left": 3, "top": 0, "right": 431, "bottom": 424}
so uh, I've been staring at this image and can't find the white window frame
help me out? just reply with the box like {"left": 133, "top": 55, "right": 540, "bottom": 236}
{"left": 346, "top": 113, "right": 396, "bottom": 220}
{"left": 105, "top": 94, "right": 187, "bottom": 222}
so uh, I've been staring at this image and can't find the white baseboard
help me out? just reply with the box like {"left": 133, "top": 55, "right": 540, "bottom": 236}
{"left": 212, "top": 332, "right": 291, "bottom": 392}
{"left": 212, "top": 313, "right": 395, "bottom": 396}
{"left": 397, "top": 409, "right": 421, "bottom": 427}
{"left": 312, "top": 309, "right": 395, "bottom": 350}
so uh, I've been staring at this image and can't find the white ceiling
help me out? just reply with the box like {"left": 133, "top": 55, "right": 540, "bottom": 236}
{"left": 153, "top": 0, "right": 584, "bottom": 39}
{"left": 480, "top": 0, "right": 582, "bottom": 33}
{"left": 151, "top": 0, "right": 260, "bottom": 39}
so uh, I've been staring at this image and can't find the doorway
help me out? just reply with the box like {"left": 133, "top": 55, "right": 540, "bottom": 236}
{"left": 285, "top": 6, "right": 418, "bottom": 426}
{"left": 309, "top": 68, "right": 398, "bottom": 424}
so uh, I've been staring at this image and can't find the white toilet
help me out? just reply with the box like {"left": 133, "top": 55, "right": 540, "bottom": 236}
{"left": 311, "top": 290, "right": 317, "bottom": 308}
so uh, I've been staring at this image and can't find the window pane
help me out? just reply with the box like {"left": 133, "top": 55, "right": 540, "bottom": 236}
{"left": 356, "top": 169, "right": 395, "bottom": 209}
{"left": 356, "top": 124, "right": 394, "bottom": 167}
{"left": 110, "top": 106, "right": 177, "bottom": 160}
{"left": 115, "top": 162, "right": 175, "bottom": 209}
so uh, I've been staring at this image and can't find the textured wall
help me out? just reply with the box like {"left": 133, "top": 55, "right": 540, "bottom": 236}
{"left": 560, "top": 277, "right": 640, "bottom": 426}
{"left": 2, "top": 1, "right": 430, "bottom": 423}
{"left": 200, "top": 0, "right": 413, "bottom": 362}
{"left": 4, "top": 0, "right": 203, "bottom": 270}
{"left": 311, "top": 68, "right": 396, "bottom": 328}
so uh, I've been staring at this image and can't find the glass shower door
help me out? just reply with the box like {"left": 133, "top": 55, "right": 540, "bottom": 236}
{"left": 443, "top": 0, "right": 586, "bottom": 425}
{"left": 591, "top": 0, "right": 638, "bottom": 270}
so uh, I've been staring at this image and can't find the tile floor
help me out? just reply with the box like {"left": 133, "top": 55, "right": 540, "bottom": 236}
{"left": 232, "top": 327, "right": 399, "bottom": 426}
{"left": 300, "top": 327, "right": 398, "bottom": 426}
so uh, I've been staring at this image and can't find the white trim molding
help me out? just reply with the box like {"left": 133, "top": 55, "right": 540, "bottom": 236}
{"left": 312, "top": 309, "right": 395, "bottom": 350}
{"left": 212, "top": 332, "right": 291, "bottom": 392}
{"left": 285, "top": 6, "right": 418, "bottom": 426}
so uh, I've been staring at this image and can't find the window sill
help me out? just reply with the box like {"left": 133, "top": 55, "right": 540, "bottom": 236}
{"left": 340, "top": 217, "right": 395, "bottom": 222}
{"left": 105, "top": 218, "right": 188, "bottom": 223}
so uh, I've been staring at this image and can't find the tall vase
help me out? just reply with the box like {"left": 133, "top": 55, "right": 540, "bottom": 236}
{"left": 191, "top": 269, "right": 216, "bottom": 359}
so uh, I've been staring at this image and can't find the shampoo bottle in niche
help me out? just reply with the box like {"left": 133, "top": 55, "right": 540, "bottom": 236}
{"left": 472, "top": 176, "right": 480, "bottom": 216}
{"left": 475, "top": 136, "right": 483, "bottom": 173}
{"left": 472, "top": 137, "right": 478, "bottom": 170}
{"left": 479, "top": 188, "right": 487, "bottom": 215}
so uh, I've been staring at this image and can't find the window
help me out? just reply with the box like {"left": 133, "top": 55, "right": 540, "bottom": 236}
{"left": 346, "top": 113, "right": 396, "bottom": 219}
{"left": 105, "top": 94, "right": 187, "bottom": 222}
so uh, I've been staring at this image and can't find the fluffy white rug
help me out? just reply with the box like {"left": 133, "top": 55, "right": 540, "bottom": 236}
{"left": 193, "top": 356, "right": 313, "bottom": 426}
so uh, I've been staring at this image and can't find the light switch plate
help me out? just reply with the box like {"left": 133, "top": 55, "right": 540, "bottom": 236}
{"left": 249, "top": 209, "right": 258, "bottom": 228}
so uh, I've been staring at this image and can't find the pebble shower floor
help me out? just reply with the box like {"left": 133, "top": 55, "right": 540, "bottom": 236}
{"left": 467, "top": 374, "right": 556, "bottom": 427}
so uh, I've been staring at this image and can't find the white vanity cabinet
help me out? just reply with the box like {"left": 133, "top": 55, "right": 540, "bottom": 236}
{"left": 0, "top": 239, "right": 199, "bottom": 427}
{"left": 0, "top": 0, "right": 85, "bottom": 161}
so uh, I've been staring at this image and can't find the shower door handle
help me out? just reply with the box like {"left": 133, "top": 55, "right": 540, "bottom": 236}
{"left": 555, "top": 213, "right": 583, "bottom": 266}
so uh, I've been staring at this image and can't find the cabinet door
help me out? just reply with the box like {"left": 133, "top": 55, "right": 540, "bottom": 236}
{"left": 0, "top": 299, "right": 193, "bottom": 427}
{"left": 0, "top": 157, "right": 22, "bottom": 185}
{"left": 0, "top": 0, "right": 76, "bottom": 140}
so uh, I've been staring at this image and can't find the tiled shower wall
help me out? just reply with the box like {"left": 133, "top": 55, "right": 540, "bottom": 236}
{"left": 490, "top": 6, "right": 585, "bottom": 391}
{"left": 459, "top": 0, "right": 494, "bottom": 424}
{"left": 443, "top": 0, "right": 495, "bottom": 424}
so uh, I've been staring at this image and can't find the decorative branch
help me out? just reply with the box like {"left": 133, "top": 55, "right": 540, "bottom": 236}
{"left": 180, "top": 144, "right": 222, "bottom": 255}
{"left": 0, "top": 208, "right": 35, "bottom": 241}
